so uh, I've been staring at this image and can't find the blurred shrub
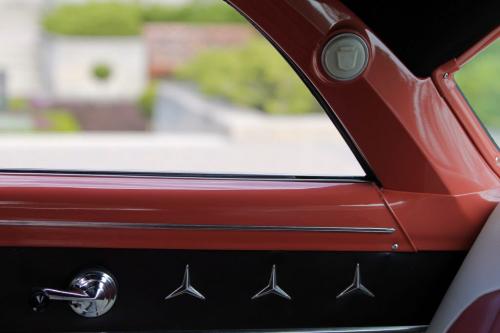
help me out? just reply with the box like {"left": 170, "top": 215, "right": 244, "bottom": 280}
{"left": 43, "top": 2, "right": 142, "bottom": 36}
{"left": 93, "top": 64, "right": 112, "bottom": 81}
{"left": 142, "top": 1, "right": 245, "bottom": 23}
{"left": 138, "top": 80, "right": 159, "bottom": 119}
{"left": 44, "top": 109, "right": 81, "bottom": 132}
{"left": 8, "top": 97, "right": 29, "bottom": 111}
{"left": 43, "top": 1, "right": 244, "bottom": 36}
{"left": 455, "top": 40, "right": 500, "bottom": 131}
{"left": 175, "top": 38, "right": 321, "bottom": 115}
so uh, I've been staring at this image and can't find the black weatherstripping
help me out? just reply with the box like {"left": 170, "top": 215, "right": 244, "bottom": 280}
{"left": 342, "top": 0, "right": 500, "bottom": 77}
{"left": 0, "top": 248, "right": 464, "bottom": 332}
{"left": 0, "top": 169, "right": 369, "bottom": 183}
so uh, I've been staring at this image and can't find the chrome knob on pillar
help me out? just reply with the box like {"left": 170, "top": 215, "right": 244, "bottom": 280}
{"left": 32, "top": 269, "right": 117, "bottom": 318}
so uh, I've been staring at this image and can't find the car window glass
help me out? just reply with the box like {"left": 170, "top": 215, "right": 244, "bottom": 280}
{"left": 0, "top": 0, "right": 365, "bottom": 177}
{"left": 455, "top": 39, "right": 500, "bottom": 148}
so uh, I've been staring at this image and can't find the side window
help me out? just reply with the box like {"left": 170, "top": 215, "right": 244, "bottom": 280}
{"left": 455, "top": 39, "right": 499, "bottom": 148}
{"left": 0, "top": 0, "right": 364, "bottom": 177}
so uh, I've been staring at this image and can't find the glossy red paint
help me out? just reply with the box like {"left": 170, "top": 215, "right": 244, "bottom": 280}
{"left": 382, "top": 188, "right": 500, "bottom": 250}
{"left": 0, "top": 0, "right": 498, "bottom": 252}
{"left": 228, "top": 0, "right": 499, "bottom": 195}
{"left": 433, "top": 27, "right": 500, "bottom": 178}
{"left": 0, "top": 173, "right": 411, "bottom": 251}
{"left": 225, "top": 0, "right": 500, "bottom": 250}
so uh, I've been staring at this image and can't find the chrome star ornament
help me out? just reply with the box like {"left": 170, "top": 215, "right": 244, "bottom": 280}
{"left": 165, "top": 264, "right": 206, "bottom": 300}
{"left": 252, "top": 265, "right": 291, "bottom": 300}
{"left": 336, "top": 263, "right": 375, "bottom": 299}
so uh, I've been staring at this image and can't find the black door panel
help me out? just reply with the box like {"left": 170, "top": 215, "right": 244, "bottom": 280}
{"left": 0, "top": 248, "right": 464, "bottom": 332}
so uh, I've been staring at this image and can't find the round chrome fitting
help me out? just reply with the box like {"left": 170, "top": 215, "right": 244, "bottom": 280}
{"left": 32, "top": 269, "right": 118, "bottom": 318}
{"left": 322, "top": 33, "right": 369, "bottom": 81}
{"left": 68, "top": 270, "right": 117, "bottom": 317}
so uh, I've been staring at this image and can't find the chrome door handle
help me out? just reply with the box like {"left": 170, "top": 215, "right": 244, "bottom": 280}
{"left": 32, "top": 269, "right": 117, "bottom": 318}
{"left": 39, "top": 288, "right": 96, "bottom": 302}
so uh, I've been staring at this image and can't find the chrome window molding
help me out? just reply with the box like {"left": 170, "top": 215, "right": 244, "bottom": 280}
{"left": 0, "top": 169, "right": 369, "bottom": 183}
{"left": 0, "top": 220, "right": 396, "bottom": 234}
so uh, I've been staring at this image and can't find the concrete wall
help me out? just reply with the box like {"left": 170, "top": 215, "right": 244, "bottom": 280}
{"left": 41, "top": 35, "right": 147, "bottom": 101}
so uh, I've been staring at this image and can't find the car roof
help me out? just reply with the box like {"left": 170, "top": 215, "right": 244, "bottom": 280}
{"left": 341, "top": 0, "right": 500, "bottom": 77}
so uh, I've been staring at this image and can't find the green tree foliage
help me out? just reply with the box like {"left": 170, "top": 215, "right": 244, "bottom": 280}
{"left": 175, "top": 38, "right": 322, "bottom": 115}
{"left": 44, "top": 109, "right": 81, "bottom": 132}
{"left": 43, "top": 2, "right": 142, "bottom": 36}
{"left": 138, "top": 80, "right": 159, "bottom": 119}
{"left": 455, "top": 40, "right": 500, "bottom": 133}
{"left": 8, "top": 97, "right": 29, "bottom": 111}
{"left": 141, "top": 1, "right": 245, "bottom": 24}
{"left": 92, "top": 64, "right": 112, "bottom": 81}
{"left": 43, "top": 1, "right": 244, "bottom": 36}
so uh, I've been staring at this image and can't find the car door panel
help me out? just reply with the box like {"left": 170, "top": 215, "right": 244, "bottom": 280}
{"left": 0, "top": 172, "right": 466, "bottom": 331}
{"left": 1, "top": 248, "right": 463, "bottom": 332}
{"left": 0, "top": 173, "right": 410, "bottom": 252}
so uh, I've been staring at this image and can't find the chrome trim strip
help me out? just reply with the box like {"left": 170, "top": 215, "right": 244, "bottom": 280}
{"left": 230, "top": 327, "right": 428, "bottom": 333}
{"left": 239, "top": 327, "right": 427, "bottom": 333}
{"left": 126, "top": 326, "right": 428, "bottom": 333}
{"left": 308, "top": 326, "right": 427, "bottom": 333}
{"left": 0, "top": 220, "right": 395, "bottom": 234}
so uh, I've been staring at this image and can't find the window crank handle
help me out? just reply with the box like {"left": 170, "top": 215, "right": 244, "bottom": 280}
{"left": 39, "top": 288, "right": 95, "bottom": 302}
{"left": 31, "top": 269, "right": 117, "bottom": 318}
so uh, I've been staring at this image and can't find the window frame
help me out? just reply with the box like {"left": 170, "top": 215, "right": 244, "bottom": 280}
{"left": 432, "top": 27, "right": 500, "bottom": 177}
{"left": 229, "top": 4, "right": 377, "bottom": 183}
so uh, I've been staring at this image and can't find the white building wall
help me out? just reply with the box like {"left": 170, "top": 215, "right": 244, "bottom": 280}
{"left": 42, "top": 36, "right": 147, "bottom": 101}
{"left": 0, "top": 0, "right": 184, "bottom": 101}
{"left": 0, "top": 0, "right": 43, "bottom": 97}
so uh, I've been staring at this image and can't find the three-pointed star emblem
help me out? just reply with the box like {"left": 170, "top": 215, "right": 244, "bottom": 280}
{"left": 165, "top": 264, "right": 206, "bottom": 300}
{"left": 336, "top": 263, "right": 375, "bottom": 299}
{"left": 252, "top": 265, "right": 291, "bottom": 300}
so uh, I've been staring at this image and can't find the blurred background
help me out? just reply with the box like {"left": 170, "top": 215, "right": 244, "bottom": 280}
{"left": 0, "top": 0, "right": 496, "bottom": 176}
{"left": 455, "top": 40, "right": 500, "bottom": 147}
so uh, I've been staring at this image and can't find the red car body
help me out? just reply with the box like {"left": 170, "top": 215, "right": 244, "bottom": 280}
{"left": 0, "top": 1, "right": 498, "bottom": 332}
{"left": 0, "top": 1, "right": 497, "bottom": 252}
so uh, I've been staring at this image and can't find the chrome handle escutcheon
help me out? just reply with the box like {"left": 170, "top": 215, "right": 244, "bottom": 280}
{"left": 32, "top": 269, "right": 117, "bottom": 318}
